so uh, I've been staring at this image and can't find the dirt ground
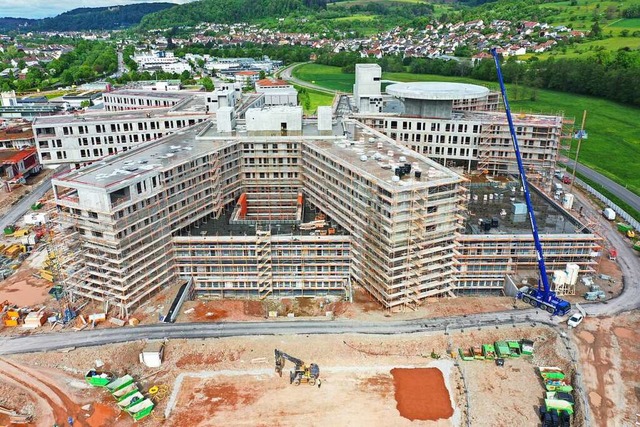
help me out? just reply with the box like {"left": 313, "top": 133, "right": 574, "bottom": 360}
{"left": 572, "top": 311, "right": 640, "bottom": 427}
{"left": 0, "top": 267, "right": 51, "bottom": 307}
{"left": 173, "top": 288, "right": 517, "bottom": 324}
{"left": 5, "top": 324, "right": 574, "bottom": 427}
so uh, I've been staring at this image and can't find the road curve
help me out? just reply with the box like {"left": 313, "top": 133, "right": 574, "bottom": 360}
{"left": 562, "top": 157, "right": 640, "bottom": 214}
{"left": 279, "top": 63, "right": 339, "bottom": 95}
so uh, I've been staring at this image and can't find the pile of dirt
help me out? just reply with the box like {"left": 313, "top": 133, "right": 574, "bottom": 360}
{"left": 391, "top": 368, "right": 453, "bottom": 421}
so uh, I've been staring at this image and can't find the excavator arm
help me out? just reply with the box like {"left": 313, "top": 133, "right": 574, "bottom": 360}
{"left": 274, "top": 349, "right": 304, "bottom": 377}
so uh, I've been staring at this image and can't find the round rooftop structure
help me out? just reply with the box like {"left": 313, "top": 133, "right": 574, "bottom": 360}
{"left": 386, "top": 82, "right": 490, "bottom": 101}
{"left": 385, "top": 82, "right": 491, "bottom": 119}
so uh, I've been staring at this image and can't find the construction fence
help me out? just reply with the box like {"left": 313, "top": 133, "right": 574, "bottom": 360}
{"left": 574, "top": 177, "right": 640, "bottom": 231}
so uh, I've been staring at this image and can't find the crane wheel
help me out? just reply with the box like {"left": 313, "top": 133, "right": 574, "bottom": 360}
{"left": 529, "top": 300, "right": 537, "bottom": 307}
{"left": 522, "top": 297, "right": 530, "bottom": 304}
{"left": 546, "top": 307, "right": 554, "bottom": 314}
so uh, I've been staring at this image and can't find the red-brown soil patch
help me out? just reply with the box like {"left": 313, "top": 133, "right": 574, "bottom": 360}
{"left": 86, "top": 403, "right": 120, "bottom": 427}
{"left": 391, "top": 368, "right": 453, "bottom": 421}
{"left": 172, "top": 380, "right": 259, "bottom": 425}
{"left": 359, "top": 373, "right": 394, "bottom": 398}
{"left": 175, "top": 348, "right": 244, "bottom": 368}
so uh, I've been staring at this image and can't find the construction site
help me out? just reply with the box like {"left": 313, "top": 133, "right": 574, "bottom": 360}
{"left": 0, "top": 61, "right": 638, "bottom": 426}
{"left": 0, "top": 306, "right": 638, "bottom": 426}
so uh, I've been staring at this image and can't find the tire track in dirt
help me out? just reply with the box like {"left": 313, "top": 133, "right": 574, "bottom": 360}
{"left": 0, "top": 359, "right": 89, "bottom": 426}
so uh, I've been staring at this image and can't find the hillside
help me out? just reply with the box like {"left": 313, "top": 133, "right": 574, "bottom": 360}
{"left": 139, "top": 0, "right": 328, "bottom": 29}
{"left": 0, "top": 3, "right": 176, "bottom": 32}
{"left": 0, "top": 17, "right": 37, "bottom": 31}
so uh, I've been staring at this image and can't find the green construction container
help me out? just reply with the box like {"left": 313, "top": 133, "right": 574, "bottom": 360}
{"left": 30, "top": 202, "right": 42, "bottom": 211}
{"left": 472, "top": 346, "right": 485, "bottom": 360}
{"left": 118, "top": 391, "right": 144, "bottom": 408}
{"left": 520, "top": 339, "right": 534, "bottom": 355}
{"left": 458, "top": 348, "right": 474, "bottom": 361}
{"left": 482, "top": 344, "right": 496, "bottom": 359}
{"left": 85, "top": 370, "right": 114, "bottom": 387}
{"left": 634, "top": 242, "right": 640, "bottom": 252}
{"left": 3, "top": 226, "right": 15, "bottom": 235}
{"left": 506, "top": 340, "right": 522, "bottom": 357}
{"left": 544, "top": 399, "right": 574, "bottom": 414}
{"left": 113, "top": 383, "right": 138, "bottom": 400}
{"left": 106, "top": 375, "right": 135, "bottom": 394}
{"left": 494, "top": 341, "right": 510, "bottom": 358}
{"left": 617, "top": 223, "right": 633, "bottom": 232}
{"left": 127, "top": 398, "right": 154, "bottom": 421}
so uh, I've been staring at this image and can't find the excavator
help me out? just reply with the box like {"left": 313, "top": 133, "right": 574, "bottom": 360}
{"left": 274, "top": 349, "right": 320, "bottom": 386}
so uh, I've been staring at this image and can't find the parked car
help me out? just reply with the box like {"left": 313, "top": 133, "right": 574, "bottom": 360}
{"left": 567, "top": 312, "right": 584, "bottom": 328}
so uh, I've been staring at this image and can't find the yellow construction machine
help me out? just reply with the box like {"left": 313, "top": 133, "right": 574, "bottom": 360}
{"left": 274, "top": 349, "right": 320, "bottom": 386}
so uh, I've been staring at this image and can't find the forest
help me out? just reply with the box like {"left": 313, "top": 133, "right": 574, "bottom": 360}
{"left": 139, "top": 0, "right": 328, "bottom": 29}
{"left": 0, "top": 3, "right": 176, "bottom": 32}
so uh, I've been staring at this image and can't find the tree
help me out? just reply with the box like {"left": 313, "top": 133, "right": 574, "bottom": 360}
{"left": 200, "top": 76, "right": 214, "bottom": 91}
{"left": 259, "top": 70, "right": 266, "bottom": 80}
{"left": 590, "top": 20, "right": 602, "bottom": 38}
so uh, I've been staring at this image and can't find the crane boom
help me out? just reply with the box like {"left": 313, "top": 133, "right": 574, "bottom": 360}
{"left": 490, "top": 48, "right": 550, "bottom": 298}
{"left": 490, "top": 48, "right": 571, "bottom": 316}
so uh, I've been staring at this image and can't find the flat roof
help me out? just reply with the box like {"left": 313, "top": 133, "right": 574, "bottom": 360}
{"left": 33, "top": 101, "right": 208, "bottom": 127}
{"left": 0, "top": 127, "right": 33, "bottom": 140}
{"left": 55, "top": 115, "right": 461, "bottom": 192}
{"left": 460, "top": 110, "right": 563, "bottom": 127}
{"left": 106, "top": 89, "right": 193, "bottom": 100}
{"left": 55, "top": 122, "right": 214, "bottom": 189}
{"left": 305, "top": 120, "right": 460, "bottom": 189}
{"left": 386, "top": 82, "right": 489, "bottom": 101}
{"left": 464, "top": 181, "right": 586, "bottom": 235}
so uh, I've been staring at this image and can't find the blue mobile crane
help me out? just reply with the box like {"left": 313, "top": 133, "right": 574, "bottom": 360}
{"left": 490, "top": 48, "right": 571, "bottom": 316}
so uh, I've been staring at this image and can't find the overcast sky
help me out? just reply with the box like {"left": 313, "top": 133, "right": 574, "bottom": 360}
{"left": 1, "top": 0, "right": 197, "bottom": 19}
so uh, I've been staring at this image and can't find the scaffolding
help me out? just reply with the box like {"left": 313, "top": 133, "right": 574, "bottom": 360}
{"left": 255, "top": 228, "right": 273, "bottom": 299}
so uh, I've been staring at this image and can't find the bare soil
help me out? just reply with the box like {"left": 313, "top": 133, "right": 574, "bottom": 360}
{"left": 572, "top": 312, "right": 640, "bottom": 427}
{"left": 391, "top": 368, "right": 453, "bottom": 421}
{"left": 7, "top": 324, "right": 573, "bottom": 426}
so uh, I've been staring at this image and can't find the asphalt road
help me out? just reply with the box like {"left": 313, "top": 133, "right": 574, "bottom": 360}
{"left": 0, "top": 308, "right": 557, "bottom": 355}
{"left": 562, "top": 157, "right": 640, "bottom": 214}
{"left": 0, "top": 170, "right": 61, "bottom": 231}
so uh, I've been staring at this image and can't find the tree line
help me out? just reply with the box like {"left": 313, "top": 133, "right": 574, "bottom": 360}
{"left": 0, "top": 40, "right": 117, "bottom": 92}
{"left": 316, "top": 50, "right": 640, "bottom": 107}
{"left": 139, "top": 0, "right": 328, "bottom": 29}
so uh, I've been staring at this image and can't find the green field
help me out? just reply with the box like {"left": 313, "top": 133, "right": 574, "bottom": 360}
{"left": 293, "top": 84, "right": 335, "bottom": 114}
{"left": 294, "top": 63, "right": 640, "bottom": 199}
{"left": 293, "top": 64, "right": 355, "bottom": 92}
{"left": 609, "top": 18, "right": 640, "bottom": 28}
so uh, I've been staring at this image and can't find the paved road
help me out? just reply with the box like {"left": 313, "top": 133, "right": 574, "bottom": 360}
{"left": 0, "top": 167, "right": 65, "bottom": 230}
{"left": 562, "top": 157, "right": 640, "bottom": 214}
{"left": 279, "top": 63, "right": 339, "bottom": 95}
{"left": 0, "top": 308, "right": 559, "bottom": 355}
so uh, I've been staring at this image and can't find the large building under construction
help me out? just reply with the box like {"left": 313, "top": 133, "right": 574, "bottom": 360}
{"left": 51, "top": 74, "right": 601, "bottom": 316}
